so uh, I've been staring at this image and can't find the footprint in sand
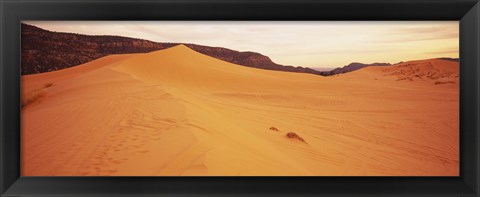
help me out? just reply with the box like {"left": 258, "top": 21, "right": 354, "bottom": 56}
{"left": 112, "top": 160, "right": 123, "bottom": 164}
{"left": 100, "top": 169, "right": 118, "bottom": 175}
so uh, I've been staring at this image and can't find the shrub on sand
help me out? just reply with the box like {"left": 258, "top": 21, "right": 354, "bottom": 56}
{"left": 286, "top": 132, "right": 306, "bottom": 143}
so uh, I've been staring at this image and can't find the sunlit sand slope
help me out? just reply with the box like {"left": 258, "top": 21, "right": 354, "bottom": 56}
{"left": 22, "top": 45, "right": 458, "bottom": 176}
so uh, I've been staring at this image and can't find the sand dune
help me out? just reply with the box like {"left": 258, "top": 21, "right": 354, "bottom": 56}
{"left": 342, "top": 58, "right": 458, "bottom": 84}
{"left": 22, "top": 45, "right": 459, "bottom": 176}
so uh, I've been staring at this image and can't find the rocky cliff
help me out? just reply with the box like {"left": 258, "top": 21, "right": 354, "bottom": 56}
{"left": 21, "top": 23, "right": 324, "bottom": 76}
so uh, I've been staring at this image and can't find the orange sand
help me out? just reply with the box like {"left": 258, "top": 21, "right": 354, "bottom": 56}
{"left": 21, "top": 45, "right": 459, "bottom": 176}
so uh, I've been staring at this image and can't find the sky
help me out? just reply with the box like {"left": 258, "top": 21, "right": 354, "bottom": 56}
{"left": 23, "top": 21, "right": 459, "bottom": 68}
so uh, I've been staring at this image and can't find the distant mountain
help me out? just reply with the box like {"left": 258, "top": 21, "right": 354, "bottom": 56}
{"left": 438, "top": 57, "right": 459, "bottom": 62}
{"left": 21, "top": 23, "right": 324, "bottom": 76}
{"left": 321, "top": 62, "right": 392, "bottom": 75}
{"left": 310, "top": 67, "right": 337, "bottom": 72}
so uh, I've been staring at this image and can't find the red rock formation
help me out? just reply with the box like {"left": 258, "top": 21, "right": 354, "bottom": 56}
{"left": 21, "top": 23, "right": 324, "bottom": 76}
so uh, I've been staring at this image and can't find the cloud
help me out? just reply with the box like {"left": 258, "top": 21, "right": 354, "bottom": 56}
{"left": 423, "top": 49, "right": 459, "bottom": 55}
{"left": 372, "top": 24, "right": 458, "bottom": 43}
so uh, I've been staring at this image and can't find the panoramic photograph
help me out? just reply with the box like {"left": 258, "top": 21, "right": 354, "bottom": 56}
{"left": 21, "top": 21, "right": 459, "bottom": 176}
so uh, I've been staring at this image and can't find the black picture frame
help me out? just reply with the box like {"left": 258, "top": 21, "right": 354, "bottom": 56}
{"left": 1, "top": 0, "right": 479, "bottom": 196}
